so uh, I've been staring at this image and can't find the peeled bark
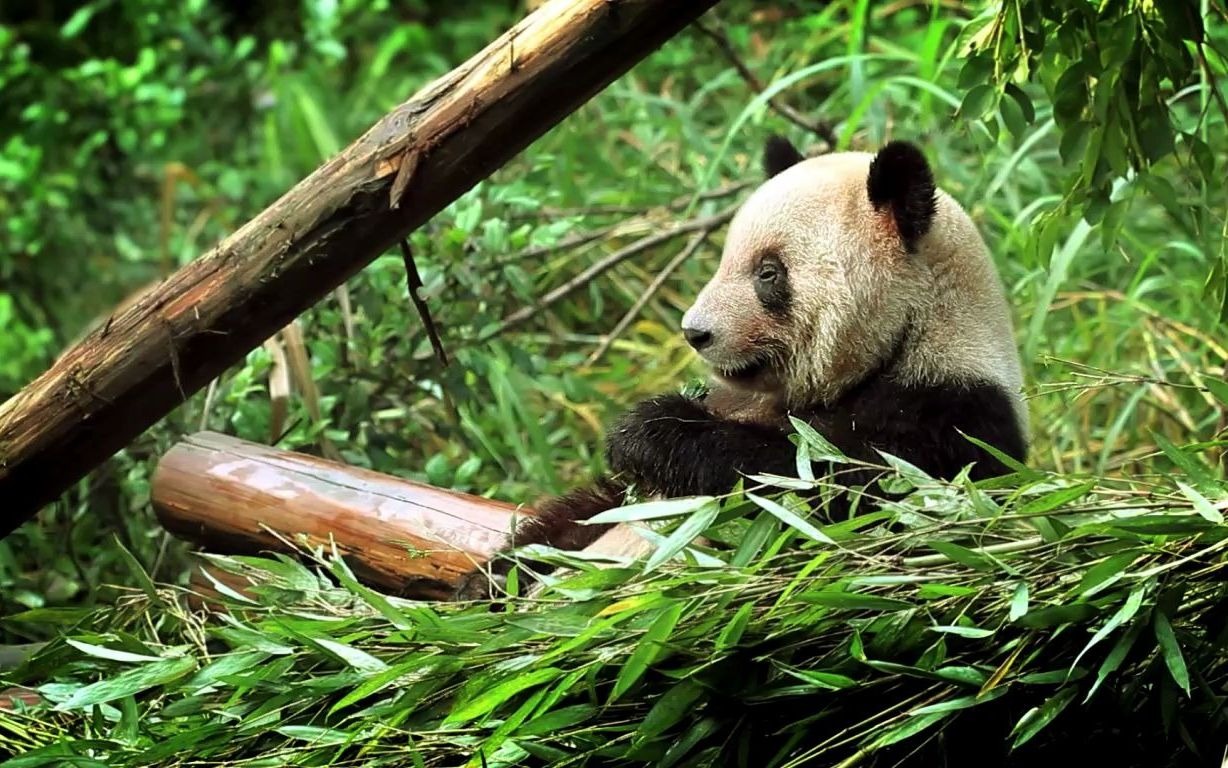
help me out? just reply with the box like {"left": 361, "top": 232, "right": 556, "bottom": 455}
{"left": 0, "top": 0, "right": 720, "bottom": 536}
{"left": 153, "top": 431, "right": 527, "bottom": 598}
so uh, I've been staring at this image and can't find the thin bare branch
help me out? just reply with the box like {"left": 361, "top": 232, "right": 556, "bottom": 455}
{"left": 504, "top": 181, "right": 753, "bottom": 222}
{"left": 696, "top": 19, "right": 837, "bottom": 146}
{"left": 586, "top": 224, "right": 719, "bottom": 365}
{"left": 480, "top": 203, "right": 739, "bottom": 341}
{"left": 400, "top": 240, "right": 449, "bottom": 368}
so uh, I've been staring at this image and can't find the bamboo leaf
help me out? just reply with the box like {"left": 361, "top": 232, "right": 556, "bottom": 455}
{"left": 1176, "top": 480, "right": 1224, "bottom": 524}
{"left": 277, "top": 725, "right": 358, "bottom": 746}
{"left": 1087, "top": 622, "right": 1144, "bottom": 702}
{"left": 1016, "top": 602, "right": 1098, "bottom": 629}
{"left": 329, "top": 660, "right": 424, "bottom": 714}
{"left": 925, "top": 540, "right": 997, "bottom": 571}
{"left": 518, "top": 704, "right": 598, "bottom": 737}
{"left": 1153, "top": 610, "right": 1190, "bottom": 695}
{"left": 644, "top": 500, "right": 719, "bottom": 571}
{"left": 638, "top": 679, "right": 704, "bottom": 740}
{"left": 870, "top": 711, "right": 950, "bottom": 749}
{"left": 587, "top": 496, "right": 715, "bottom": 525}
{"left": 935, "top": 666, "right": 988, "bottom": 687}
{"left": 54, "top": 656, "right": 196, "bottom": 711}
{"left": 789, "top": 416, "right": 849, "bottom": 463}
{"left": 1153, "top": 432, "right": 1217, "bottom": 489}
{"left": 196, "top": 565, "right": 257, "bottom": 604}
{"left": 747, "top": 492, "right": 834, "bottom": 544}
{"left": 772, "top": 662, "right": 857, "bottom": 690}
{"left": 111, "top": 535, "right": 159, "bottom": 602}
{"left": 444, "top": 667, "right": 562, "bottom": 726}
{"left": 980, "top": 642, "right": 1026, "bottom": 696}
{"left": 801, "top": 591, "right": 913, "bottom": 612}
{"left": 65, "top": 640, "right": 165, "bottom": 664}
{"left": 1009, "top": 582, "right": 1029, "bottom": 621}
{"left": 1012, "top": 687, "right": 1077, "bottom": 747}
{"left": 1078, "top": 551, "right": 1139, "bottom": 597}
{"left": 310, "top": 637, "right": 389, "bottom": 674}
{"left": 1070, "top": 581, "right": 1146, "bottom": 673}
{"left": 876, "top": 449, "right": 934, "bottom": 486}
{"left": 329, "top": 561, "right": 414, "bottom": 631}
{"left": 930, "top": 625, "right": 994, "bottom": 639}
{"left": 715, "top": 603, "right": 753, "bottom": 652}
{"left": 911, "top": 686, "right": 1007, "bottom": 715}
{"left": 795, "top": 438, "right": 816, "bottom": 482}
{"left": 1204, "top": 377, "right": 1228, "bottom": 406}
{"left": 1019, "top": 481, "right": 1095, "bottom": 515}
{"left": 612, "top": 601, "right": 685, "bottom": 702}
{"left": 187, "top": 650, "right": 272, "bottom": 692}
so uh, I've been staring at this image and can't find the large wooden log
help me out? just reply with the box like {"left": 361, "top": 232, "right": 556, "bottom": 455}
{"left": 153, "top": 431, "right": 528, "bottom": 598}
{"left": 154, "top": 431, "right": 657, "bottom": 600}
{"left": 0, "top": 0, "right": 721, "bottom": 536}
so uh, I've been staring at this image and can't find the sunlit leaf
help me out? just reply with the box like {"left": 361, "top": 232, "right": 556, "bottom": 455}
{"left": 587, "top": 496, "right": 715, "bottom": 525}
{"left": 65, "top": 640, "right": 164, "bottom": 664}
{"left": 746, "top": 492, "right": 834, "bottom": 544}
{"left": 1009, "top": 582, "right": 1029, "bottom": 621}
{"left": 644, "top": 499, "right": 720, "bottom": 571}
{"left": 53, "top": 656, "right": 196, "bottom": 711}
{"left": 1012, "top": 687, "right": 1077, "bottom": 747}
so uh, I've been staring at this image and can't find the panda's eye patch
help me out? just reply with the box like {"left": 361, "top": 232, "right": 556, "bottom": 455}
{"left": 755, "top": 257, "right": 784, "bottom": 283}
{"left": 753, "top": 255, "right": 791, "bottom": 317}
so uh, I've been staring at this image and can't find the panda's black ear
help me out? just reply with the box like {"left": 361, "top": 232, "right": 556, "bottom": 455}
{"left": 866, "top": 141, "right": 937, "bottom": 253}
{"left": 763, "top": 135, "right": 804, "bottom": 178}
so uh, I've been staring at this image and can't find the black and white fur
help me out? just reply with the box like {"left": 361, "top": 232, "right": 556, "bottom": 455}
{"left": 454, "top": 138, "right": 1028, "bottom": 600}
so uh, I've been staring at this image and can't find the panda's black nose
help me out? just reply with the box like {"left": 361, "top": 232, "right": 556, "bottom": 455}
{"left": 683, "top": 326, "right": 713, "bottom": 351}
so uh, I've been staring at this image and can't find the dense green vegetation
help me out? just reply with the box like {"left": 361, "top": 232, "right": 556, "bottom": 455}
{"left": 1, "top": 0, "right": 1225, "bottom": 765}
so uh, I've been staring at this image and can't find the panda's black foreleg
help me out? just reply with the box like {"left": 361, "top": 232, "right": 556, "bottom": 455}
{"left": 452, "top": 477, "right": 628, "bottom": 601}
{"left": 453, "top": 392, "right": 801, "bottom": 602}
{"left": 604, "top": 393, "right": 800, "bottom": 497}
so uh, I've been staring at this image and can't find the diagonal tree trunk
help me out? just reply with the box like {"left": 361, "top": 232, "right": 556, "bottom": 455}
{"left": 0, "top": 0, "right": 721, "bottom": 536}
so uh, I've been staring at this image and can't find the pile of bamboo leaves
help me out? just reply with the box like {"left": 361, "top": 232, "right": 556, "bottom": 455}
{"left": 2, "top": 426, "right": 1226, "bottom": 767}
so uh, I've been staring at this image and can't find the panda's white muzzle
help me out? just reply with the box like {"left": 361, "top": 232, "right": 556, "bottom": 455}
{"left": 681, "top": 288, "right": 782, "bottom": 391}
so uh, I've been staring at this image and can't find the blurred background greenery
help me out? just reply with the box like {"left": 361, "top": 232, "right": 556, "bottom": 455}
{"left": 0, "top": 0, "right": 1223, "bottom": 647}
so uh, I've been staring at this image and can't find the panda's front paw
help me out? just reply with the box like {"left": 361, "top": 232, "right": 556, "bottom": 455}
{"left": 605, "top": 394, "right": 710, "bottom": 478}
{"left": 607, "top": 393, "right": 709, "bottom": 442}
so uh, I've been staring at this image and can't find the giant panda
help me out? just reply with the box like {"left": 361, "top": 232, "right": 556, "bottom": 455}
{"left": 454, "top": 136, "right": 1028, "bottom": 600}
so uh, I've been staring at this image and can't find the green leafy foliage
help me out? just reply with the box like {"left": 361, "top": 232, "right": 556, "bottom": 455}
{"left": 3, "top": 458, "right": 1227, "bottom": 765}
{"left": 1, "top": 0, "right": 1227, "bottom": 764}
{"left": 957, "top": 0, "right": 1228, "bottom": 316}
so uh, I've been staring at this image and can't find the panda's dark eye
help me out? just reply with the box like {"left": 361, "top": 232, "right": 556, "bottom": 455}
{"left": 756, "top": 262, "right": 780, "bottom": 283}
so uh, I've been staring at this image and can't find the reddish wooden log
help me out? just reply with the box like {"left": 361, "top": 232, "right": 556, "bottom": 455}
{"left": 153, "top": 431, "right": 528, "bottom": 599}
{"left": 0, "top": 0, "right": 721, "bottom": 536}
{"left": 0, "top": 686, "right": 40, "bottom": 711}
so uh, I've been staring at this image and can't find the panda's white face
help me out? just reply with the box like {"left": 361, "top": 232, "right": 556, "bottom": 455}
{"left": 681, "top": 139, "right": 1026, "bottom": 425}
{"left": 682, "top": 151, "right": 922, "bottom": 406}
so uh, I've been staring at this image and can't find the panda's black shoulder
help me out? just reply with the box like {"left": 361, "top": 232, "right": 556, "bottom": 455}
{"left": 817, "top": 377, "right": 1026, "bottom": 481}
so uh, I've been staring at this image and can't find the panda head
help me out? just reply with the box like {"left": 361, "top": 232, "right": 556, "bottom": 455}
{"left": 682, "top": 136, "right": 1024, "bottom": 412}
